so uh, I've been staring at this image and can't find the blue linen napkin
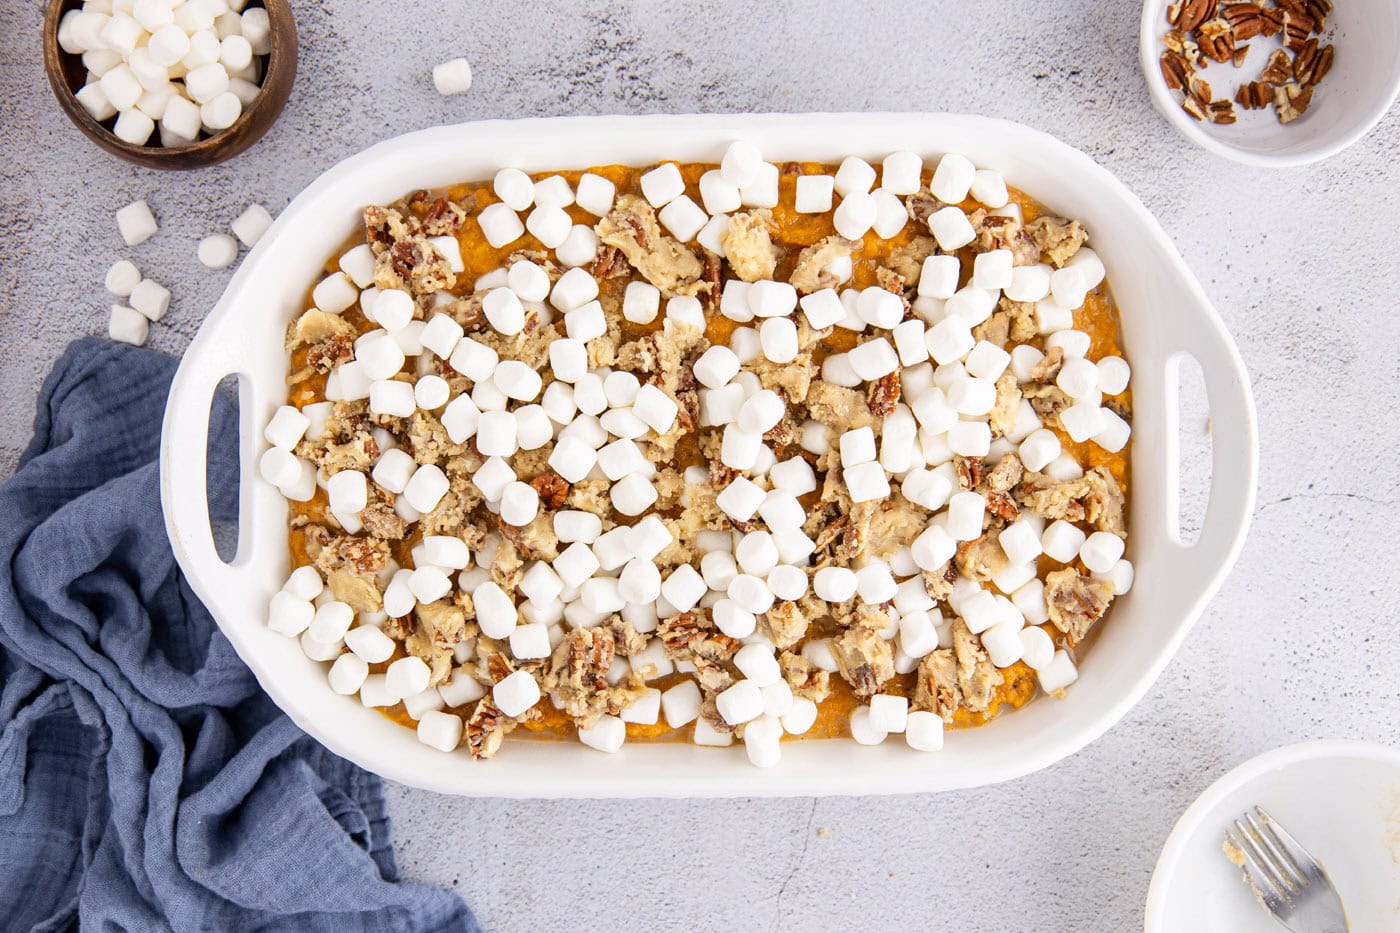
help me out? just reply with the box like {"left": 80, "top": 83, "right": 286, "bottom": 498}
{"left": 0, "top": 338, "right": 478, "bottom": 932}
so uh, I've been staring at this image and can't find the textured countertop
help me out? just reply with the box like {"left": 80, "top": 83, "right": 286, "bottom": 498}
{"left": 3, "top": 2, "right": 1397, "bottom": 930}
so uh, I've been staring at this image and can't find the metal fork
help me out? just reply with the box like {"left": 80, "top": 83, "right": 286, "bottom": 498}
{"left": 1223, "top": 806, "right": 1349, "bottom": 933}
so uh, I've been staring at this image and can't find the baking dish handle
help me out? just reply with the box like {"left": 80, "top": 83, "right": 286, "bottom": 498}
{"left": 1162, "top": 306, "right": 1258, "bottom": 585}
{"left": 159, "top": 334, "right": 256, "bottom": 599}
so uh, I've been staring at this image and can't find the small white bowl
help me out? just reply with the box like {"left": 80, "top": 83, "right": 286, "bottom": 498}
{"left": 1139, "top": 0, "right": 1400, "bottom": 167}
{"left": 1145, "top": 740, "right": 1400, "bottom": 931}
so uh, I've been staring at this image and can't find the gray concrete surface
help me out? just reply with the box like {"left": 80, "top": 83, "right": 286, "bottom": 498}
{"left": 3, "top": 2, "right": 1397, "bottom": 931}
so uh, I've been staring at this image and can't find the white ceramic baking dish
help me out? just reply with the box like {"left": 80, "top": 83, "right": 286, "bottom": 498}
{"left": 160, "top": 113, "right": 1257, "bottom": 797}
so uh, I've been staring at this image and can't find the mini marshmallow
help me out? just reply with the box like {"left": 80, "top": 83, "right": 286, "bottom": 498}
{"left": 981, "top": 620, "right": 1025, "bottom": 669}
{"left": 1094, "top": 558, "right": 1135, "bottom": 596}
{"left": 839, "top": 426, "right": 877, "bottom": 466}
{"left": 755, "top": 316, "right": 797, "bottom": 364}
{"left": 849, "top": 706, "right": 888, "bottom": 746}
{"left": 781, "top": 696, "right": 819, "bottom": 736}
{"left": 1007, "top": 263, "right": 1053, "bottom": 302}
{"left": 632, "top": 384, "right": 678, "bottom": 434}
{"left": 1036, "top": 298, "right": 1075, "bottom": 335}
{"left": 881, "top": 150, "right": 924, "bottom": 195}
{"left": 491, "top": 168, "right": 535, "bottom": 212}
{"left": 200, "top": 91, "right": 242, "bottom": 131}
{"left": 1042, "top": 520, "right": 1087, "bottom": 563}
{"left": 1019, "top": 626, "right": 1055, "bottom": 671}
{"left": 905, "top": 710, "right": 945, "bottom": 751}
{"left": 408, "top": 564, "right": 452, "bottom": 605}
{"left": 793, "top": 173, "right": 835, "bottom": 214}
{"left": 402, "top": 463, "right": 449, "bottom": 513}
{"left": 432, "top": 57, "right": 473, "bottom": 96}
{"left": 1057, "top": 357, "right": 1100, "bottom": 400}
{"left": 564, "top": 301, "right": 606, "bottom": 343}
{"left": 711, "top": 599, "right": 755, "bottom": 639}
{"left": 198, "top": 232, "right": 242, "bottom": 269}
{"left": 556, "top": 224, "right": 599, "bottom": 267}
{"left": 868, "top": 694, "right": 908, "bottom": 734}
{"left": 477, "top": 202, "right": 525, "bottom": 249}
{"left": 282, "top": 565, "right": 323, "bottom": 602}
{"left": 1046, "top": 329, "right": 1092, "bottom": 359}
{"left": 415, "top": 709, "right": 463, "bottom": 752}
{"left": 917, "top": 255, "right": 960, "bottom": 302}
{"left": 747, "top": 280, "right": 797, "bottom": 319}
{"left": 930, "top": 153, "right": 976, "bottom": 204}
{"left": 739, "top": 162, "right": 779, "bottom": 208}
{"left": 696, "top": 214, "right": 730, "bottom": 255}
{"left": 533, "top": 175, "right": 574, "bottom": 209}
{"left": 946, "top": 490, "right": 987, "bottom": 541}
{"left": 611, "top": 474, "right": 657, "bottom": 516}
{"left": 327, "top": 653, "right": 369, "bottom": 696}
{"left": 927, "top": 206, "right": 975, "bottom": 251}
{"left": 767, "top": 564, "right": 808, "bottom": 602}
{"left": 116, "top": 199, "right": 157, "bottom": 247}
{"left": 947, "top": 421, "right": 991, "bottom": 457}
{"left": 833, "top": 157, "right": 876, "bottom": 197}
{"left": 833, "top": 190, "right": 876, "bottom": 240}
{"left": 493, "top": 670, "right": 541, "bottom": 717}
{"left": 660, "top": 564, "right": 706, "bottom": 613}
{"left": 658, "top": 195, "right": 707, "bottom": 242}
{"left": 499, "top": 481, "right": 540, "bottom": 527}
{"left": 662, "top": 679, "right": 703, "bottom": 728}
{"left": 998, "top": 519, "right": 1044, "bottom": 567}
{"left": 1097, "top": 356, "right": 1132, "bottom": 396}
{"left": 872, "top": 188, "right": 908, "bottom": 239}
{"left": 1059, "top": 401, "right": 1107, "bottom": 443}
{"left": 1079, "top": 531, "right": 1125, "bottom": 574}
{"left": 309, "top": 600, "right": 353, "bottom": 643}
{"left": 972, "top": 249, "right": 1013, "bottom": 291}
{"left": 1019, "top": 428, "right": 1062, "bottom": 473}
{"left": 640, "top": 162, "right": 686, "bottom": 207}
{"left": 847, "top": 338, "right": 899, "bottom": 381}
{"left": 734, "top": 643, "right": 781, "bottom": 687}
{"left": 105, "top": 259, "right": 142, "bottom": 297}
{"left": 574, "top": 172, "right": 616, "bottom": 216}
{"left": 576, "top": 714, "right": 626, "bottom": 754}
{"left": 970, "top": 169, "right": 1009, "bottom": 208}
{"left": 1037, "top": 650, "right": 1078, "bottom": 694}
{"left": 813, "top": 566, "right": 857, "bottom": 602}
{"left": 716, "top": 680, "right": 764, "bottom": 726}
{"left": 856, "top": 562, "right": 897, "bottom": 604}
{"left": 267, "top": 591, "right": 314, "bottom": 636}
{"left": 843, "top": 461, "right": 890, "bottom": 503}
{"left": 438, "top": 669, "right": 486, "bottom": 708}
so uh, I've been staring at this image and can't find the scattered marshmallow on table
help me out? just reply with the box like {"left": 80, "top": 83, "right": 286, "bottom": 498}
{"left": 432, "top": 57, "right": 473, "bottom": 96}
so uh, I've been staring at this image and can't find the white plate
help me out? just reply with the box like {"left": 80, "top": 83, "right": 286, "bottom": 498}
{"left": 159, "top": 113, "right": 1257, "bottom": 797}
{"left": 1146, "top": 740, "right": 1400, "bottom": 932}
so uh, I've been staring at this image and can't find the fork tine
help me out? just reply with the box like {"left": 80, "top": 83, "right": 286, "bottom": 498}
{"left": 1254, "top": 806, "right": 1327, "bottom": 885}
{"left": 1246, "top": 809, "right": 1307, "bottom": 890}
{"left": 1233, "top": 816, "right": 1295, "bottom": 899}
{"left": 1226, "top": 824, "right": 1288, "bottom": 911}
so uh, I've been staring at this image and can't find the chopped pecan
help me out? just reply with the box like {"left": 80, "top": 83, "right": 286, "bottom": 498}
{"left": 1024, "top": 216, "right": 1087, "bottom": 268}
{"left": 1196, "top": 18, "right": 1235, "bottom": 62}
{"left": 953, "top": 620, "right": 1003, "bottom": 712}
{"left": 1220, "top": 2, "right": 1263, "bottom": 39}
{"left": 1235, "top": 80, "right": 1274, "bottom": 109}
{"left": 955, "top": 455, "right": 982, "bottom": 491}
{"left": 1207, "top": 99, "right": 1238, "bottom": 125}
{"left": 529, "top": 471, "right": 570, "bottom": 510}
{"left": 1167, "top": 0, "right": 1216, "bottom": 32}
{"left": 1258, "top": 4, "right": 1285, "bottom": 35}
{"left": 1283, "top": 11, "right": 1315, "bottom": 50}
{"left": 1160, "top": 50, "right": 1194, "bottom": 92}
{"left": 421, "top": 197, "right": 466, "bottom": 236}
{"left": 866, "top": 372, "right": 901, "bottom": 417}
{"left": 590, "top": 244, "right": 627, "bottom": 281}
{"left": 722, "top": 210, "right": 780, "bottom": 282}
{"left": 1273, "top": 81, "right": 1313, "bottom": 124}
{"left": 1293, "top": 38, "right": 1332, "bottom": 86}
{"left": 904, "top": 191, "right": 941, "bottom": 225}
{"left": 986, "top": 492, "right": 1020, "bottom": 522}
{"left": 1260, "top": 48, "right": 1295, "bottom": 84}
{"left": 306, "top": 334, "right": 353, "bottom": 374}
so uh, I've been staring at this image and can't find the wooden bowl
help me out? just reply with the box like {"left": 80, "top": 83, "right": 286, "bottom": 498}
{"left": 42, "top": 0, "right": 297, "bottom": 170}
